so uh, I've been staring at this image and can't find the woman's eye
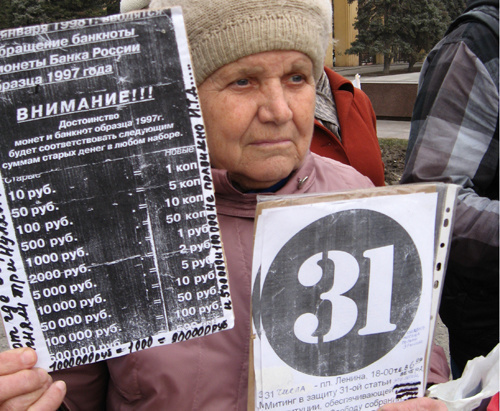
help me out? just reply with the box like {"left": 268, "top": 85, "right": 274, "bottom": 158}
{"left": 290, "top": 74, "right": 304, "bottom": 83}
{"left": 234, "top": 78, "right": 249, "bottom": 86}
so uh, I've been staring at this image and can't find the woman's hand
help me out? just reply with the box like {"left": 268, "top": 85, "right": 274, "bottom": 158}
{"left": 0, "top": 348, "right": 66, "bottom": 411}
{"left": 378, "top": 397, "right": 447, "bottom": 411}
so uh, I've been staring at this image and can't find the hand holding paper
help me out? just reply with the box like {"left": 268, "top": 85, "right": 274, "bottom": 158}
{"left": 0, "top": 348, "right": 65, "bottom": 411}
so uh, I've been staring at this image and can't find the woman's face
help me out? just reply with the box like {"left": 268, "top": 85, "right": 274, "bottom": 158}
{"left": 198, "top": 51, "right": 316, "bottom": 191}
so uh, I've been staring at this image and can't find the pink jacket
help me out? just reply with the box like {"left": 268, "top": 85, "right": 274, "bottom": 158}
{"left": 52, "top": 153, "right": 448, "bottom": 409}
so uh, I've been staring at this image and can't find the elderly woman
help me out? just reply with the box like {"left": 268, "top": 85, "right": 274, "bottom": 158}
{"left": 0, "top": 0, "right": 449, "bottom": 410}
{"left": 119, "top": 1, "right": 386, "bottom": 189}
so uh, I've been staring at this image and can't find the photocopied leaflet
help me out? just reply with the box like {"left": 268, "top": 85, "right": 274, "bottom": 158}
{"left": 0, "top": 8, "right": 233, "bottom": 371}
{"left": 250, "top": 184, "right": 458, "bottom": 410}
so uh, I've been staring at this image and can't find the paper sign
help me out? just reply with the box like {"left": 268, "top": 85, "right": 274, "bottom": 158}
{"left": 0, "top": 8, "right": 233, "bottom": 371}
{"left": 251, "top": 190, "right": 447, "bottom": 410}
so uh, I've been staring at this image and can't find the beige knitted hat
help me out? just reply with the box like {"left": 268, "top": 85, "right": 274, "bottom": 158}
{"left": 120, "top": 0, "right": 332, "bottom": 85}
{"left": 120, "top": 0, "right": 150, "bottom": 12}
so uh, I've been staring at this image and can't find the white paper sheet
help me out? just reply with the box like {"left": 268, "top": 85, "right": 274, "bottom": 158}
{"left": 252, "top": 192, "right": 438, "bottom": 410}
{"left": 0, "top": 8, "right": 234, "bottom": 371}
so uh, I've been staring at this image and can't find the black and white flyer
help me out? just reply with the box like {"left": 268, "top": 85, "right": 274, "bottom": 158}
{"left": 251, "top": 185, "right": 457, "bottom": 410}
{"left": 0, "top": 8, "right": 233, "bottom": 371}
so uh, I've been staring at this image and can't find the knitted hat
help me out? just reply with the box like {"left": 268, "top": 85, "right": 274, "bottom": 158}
{"left": 120, "top": 0, "right": 150, "bottom": 12}
{"left": 120, "top": 0, "right": 332, "bottom": 85}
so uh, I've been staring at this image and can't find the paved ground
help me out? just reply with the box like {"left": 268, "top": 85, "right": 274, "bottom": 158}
{"left": 334, "top": 61, "right": 422, "bottom": 81}
{"left": 377, "top": 119, "right": 411, "bottom": 139}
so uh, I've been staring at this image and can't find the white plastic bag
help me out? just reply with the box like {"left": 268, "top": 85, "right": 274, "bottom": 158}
{"left": 427, "top": 344, "right": 499, "bottom": 410}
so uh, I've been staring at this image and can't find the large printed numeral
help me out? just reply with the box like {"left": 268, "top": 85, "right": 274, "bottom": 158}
{"left": 259, "top": 209, "right": 422, "bottom": 376}
{"left": 294, "top": 250, "right": 358, "bottom": 343}
{"left": 359, "top": 246, "right": 396, "bottom": 335}
{"left": 294, "top": 246, "right": 395, "bottom": 344}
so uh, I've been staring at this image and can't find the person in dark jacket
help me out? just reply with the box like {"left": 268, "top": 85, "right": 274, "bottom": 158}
{"left": 401, "top": 0, "right": 499, "bottom": 379}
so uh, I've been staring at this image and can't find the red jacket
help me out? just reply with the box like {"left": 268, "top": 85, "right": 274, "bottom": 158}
{"left": 311, "top": 67, "right": 385, "bottom": 187}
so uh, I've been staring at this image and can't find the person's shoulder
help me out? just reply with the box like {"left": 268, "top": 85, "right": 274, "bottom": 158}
{"left": 323, "top": 67, "right": 374, "bottom": 116}
{"left": 443, "top": 5, "right": 498, "bottom": 59}
{"left": 312, "top": 152, "right": 360, "bottom": 172}
{"left": 311, "top": 153, "right": 374, "bottom": 189}
{"left": 324, "top": 67, "right": 369, "bottom": 99}
{"left": 423, "top": 5, "right": 498, "bottom": 84}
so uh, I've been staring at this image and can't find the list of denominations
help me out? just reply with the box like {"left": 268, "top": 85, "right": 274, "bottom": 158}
{"left": 0, "top": 8, "right": 233, "bottom": 371}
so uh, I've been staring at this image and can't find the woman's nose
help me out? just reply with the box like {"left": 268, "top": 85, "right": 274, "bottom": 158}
{"left": 257, "top": 82, "right": 293, "bottom": 125}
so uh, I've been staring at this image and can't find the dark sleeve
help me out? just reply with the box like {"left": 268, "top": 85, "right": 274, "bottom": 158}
{"left": 401, "top": 37, "right": 499, "bottom": 275}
